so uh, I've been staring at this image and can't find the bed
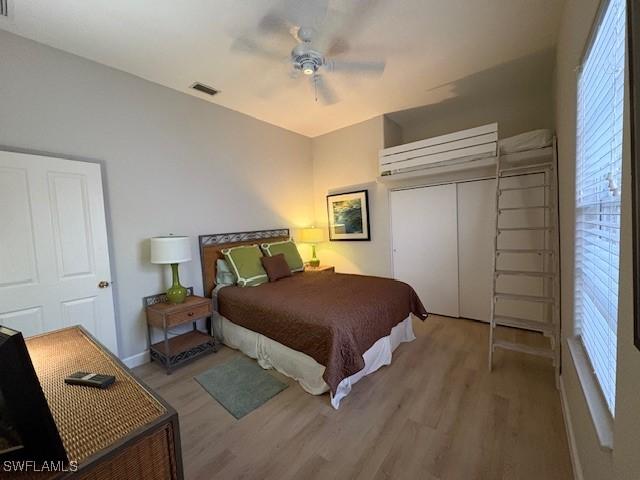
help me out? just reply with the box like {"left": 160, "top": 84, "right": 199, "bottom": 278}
{"left": 199, "top": 229, "right": 428, "bottom": 408}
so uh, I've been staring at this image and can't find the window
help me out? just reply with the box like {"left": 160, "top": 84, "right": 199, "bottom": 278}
{"left": 575, "top": 0, "right": 625, "bottom": 414}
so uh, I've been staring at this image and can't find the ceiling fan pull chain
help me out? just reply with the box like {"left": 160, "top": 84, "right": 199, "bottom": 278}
{"left": 314, "top": 75, "right": 318, "bottom": 103}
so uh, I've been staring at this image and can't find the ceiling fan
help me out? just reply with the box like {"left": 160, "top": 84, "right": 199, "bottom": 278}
{"left": 231, "top": 1, "right": 386, "bottom": 105}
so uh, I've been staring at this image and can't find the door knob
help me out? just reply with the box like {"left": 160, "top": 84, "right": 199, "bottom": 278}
{"left": 98, "top": 281, "right": 110, "bottom": 288}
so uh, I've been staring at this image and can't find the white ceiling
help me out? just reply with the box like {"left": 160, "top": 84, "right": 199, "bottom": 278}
{"left": 0, "top": 0, "right": 565, "bottom": 137}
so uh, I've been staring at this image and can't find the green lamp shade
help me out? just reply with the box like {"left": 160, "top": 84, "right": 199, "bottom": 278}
{"left": 150, "top": 236, "right": 191, "bottom": 304}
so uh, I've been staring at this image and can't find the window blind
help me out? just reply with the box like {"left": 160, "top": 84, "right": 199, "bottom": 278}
{"left": 575, "top": 0, "right": 625, "bottom": 414}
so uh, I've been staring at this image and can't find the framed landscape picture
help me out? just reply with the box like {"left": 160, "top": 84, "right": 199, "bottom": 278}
{"left": 628, "top": 0, "right": 640, "bottom": 350}
{"left": 326, "top": 190, "right": 370, "bottom": 241}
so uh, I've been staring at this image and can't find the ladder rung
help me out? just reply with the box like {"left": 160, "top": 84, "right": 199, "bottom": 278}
{"left": 499, "top": 184, "right": 551, "bottom": 192}
{"left": 498, "top": 226, "right": 554, "bottom": 232}
{"left": 495, "top": 269, "right": 555, "bottom": 278}
{"left": 496, "top": 248, "right": 554, "bottom": 254}
{"left": 494, "top": 293, "right": 555, "bottom": 304}
{"left": 499, "top": 162, "right": 554, "bottom": 175}
{"left": 493, "top": 315, "right": 553, "bottom": 333}
{"left": 499, "top": 205, "right": 551, "bottom": 212}
{"left": 493, "top": 339, "right": 555, "bottom": 359}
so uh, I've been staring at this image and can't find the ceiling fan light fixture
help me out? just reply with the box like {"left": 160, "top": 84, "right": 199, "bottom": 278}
{"left": 300, "top": 60, "right": 317, "bottom": 75}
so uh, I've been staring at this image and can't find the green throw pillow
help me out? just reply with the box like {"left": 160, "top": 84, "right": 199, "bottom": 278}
{"left": 261, "top": 240, "right": 304, "bottom": 272}
{"left": 222, "top": 245, "right": 268, "bottom": 287}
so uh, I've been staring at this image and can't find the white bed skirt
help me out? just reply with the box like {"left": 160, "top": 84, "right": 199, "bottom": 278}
{"left": 211, "top": 312, "right": 416, "bottom": 409}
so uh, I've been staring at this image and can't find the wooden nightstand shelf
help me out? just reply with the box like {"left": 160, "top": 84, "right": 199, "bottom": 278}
{"left": 145, "top": 293, "right": 217, "bottom": 374}
{"left": 304, "top": 265, "right": 335, "bottom": 273}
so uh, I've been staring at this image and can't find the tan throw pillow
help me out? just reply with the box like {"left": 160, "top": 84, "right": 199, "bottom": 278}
{"left": 261, "top": 254, "right": 292, "bottom": 282}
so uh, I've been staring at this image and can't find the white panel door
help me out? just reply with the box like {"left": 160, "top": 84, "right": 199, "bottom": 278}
{"left": 457, "top": 179, "right": 496, "bottom": 322}
{"left": 0, "top": 151, "right": 117, "bottom": 353}
{"left": 391, "top": 184, "right": 459, "bottom": 317}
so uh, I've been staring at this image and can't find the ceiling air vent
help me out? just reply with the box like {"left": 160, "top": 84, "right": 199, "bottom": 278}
{"left": 190, "top": 82, "right": 218, "bottom": 97}
{"left": 0, "top": 0, "right": 9, "bottom": 17}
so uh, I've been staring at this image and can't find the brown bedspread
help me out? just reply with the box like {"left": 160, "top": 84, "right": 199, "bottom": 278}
{"left": 217, "top": 272, "right": 428, "bottom": 394}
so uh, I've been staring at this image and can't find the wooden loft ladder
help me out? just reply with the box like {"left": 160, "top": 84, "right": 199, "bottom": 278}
{"left": 488, "top": 139, "right": 560, "bottom": 386}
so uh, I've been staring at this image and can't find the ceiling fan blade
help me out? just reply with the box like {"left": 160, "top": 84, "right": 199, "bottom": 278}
{"left": 313, "top": 0, "right": 381, "bottom": 54}
{"left": 311, "top": 11, "right": 346, "bottom": 53}
{"left": 281, "top": 0, "right": 329, "bottom": 32}
{"left": 326, "top": 37, "right": 351, "bottom": 56}
{"left": 258, "top": 0, "right": 329, "bottom": 41}
{"left": 230, "top": 36, "right": 285, "bottom": 61}
{"left": 312, "top": 75, "right": 338, "bottom": 105}
{"left": 257, "top": 11, "right": 301, "bottom": 43}
{"left": 257, "top": 12, "right": 290, "bottom": 35}
{"left": 289, "top": 68, "right": 301, "bottom": 79}
{"left": 327, "top": 59, "right": 386, "bottom": 76}
{"left": 249, "top": 58, "right": 303, "bottom": 100}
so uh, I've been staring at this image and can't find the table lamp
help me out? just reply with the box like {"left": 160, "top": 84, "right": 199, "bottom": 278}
{"left": 299, "top": 227, "right": 324, "bottom": 267}
{"left": 150, "top": 235, "right": 191, "bottom": 304}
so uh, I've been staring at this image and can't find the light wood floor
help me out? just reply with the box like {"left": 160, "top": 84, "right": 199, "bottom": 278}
{"left": 135, "top": 316, "right": 573, "bottom": 480}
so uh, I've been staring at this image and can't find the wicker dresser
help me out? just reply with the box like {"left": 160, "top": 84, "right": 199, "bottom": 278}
{"left": 24, "top": 326, "right": 183, "bottom": 479}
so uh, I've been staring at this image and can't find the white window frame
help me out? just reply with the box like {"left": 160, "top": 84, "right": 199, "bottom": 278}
{"left": 571, "top": 0, "right": 625, "bottom": 448}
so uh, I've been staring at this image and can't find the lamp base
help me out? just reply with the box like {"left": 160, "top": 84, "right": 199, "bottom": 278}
{"left": 166, "top": 285, "right": 187, "bottom": 304}
{"left": 309, "top": 245, "right": 320, "bottom": 268}
{"left": 166, "top": 263, "right": 187, "bottom": 304}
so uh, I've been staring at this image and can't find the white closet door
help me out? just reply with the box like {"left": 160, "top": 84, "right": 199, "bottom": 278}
{"left": 457, "top": 179, "right": 496, "bottom": 322}
{"left": 391, "top": 184, "right": 459, "bottom": 317}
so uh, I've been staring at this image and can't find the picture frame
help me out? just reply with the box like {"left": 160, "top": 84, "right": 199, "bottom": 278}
{"left": 628, "top": 0, "right": 640, "bottom": 350}
{"left": 0, "top": 326, "right": 68, "bottom": 464}
{"left": 326, "top": 190, "right": 371, "bottom": 241}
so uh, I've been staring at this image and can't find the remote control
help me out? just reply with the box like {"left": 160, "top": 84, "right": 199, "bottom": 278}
{"left": 64, "top": 371, "right": 116, "bottom": 389}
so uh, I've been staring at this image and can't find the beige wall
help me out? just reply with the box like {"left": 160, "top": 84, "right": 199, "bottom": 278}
{"left": 0, "top": 31, "right": 314, "bottom": 360}
{"left": 397, "top": 87, "right": 555, "bottom": 144}
{"left": 555, "top": 1, "right": 640, "bottom": 479}
{"left": 311, "top": 116, "right": 393, "bottom": 277}
{"left": 387, "top": 48, "right": 556, "bottom": 145}
{"left": 383, "top": 116, "right": 403, "bottom": 148}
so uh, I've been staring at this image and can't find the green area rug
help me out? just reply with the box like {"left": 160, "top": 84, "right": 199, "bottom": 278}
{"left": 195, "top": 356, "right": 288, "bottom": 419}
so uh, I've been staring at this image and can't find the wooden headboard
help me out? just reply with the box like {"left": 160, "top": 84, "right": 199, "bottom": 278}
{"left": 199, "top": 228, "right": 290, "bottom": 297}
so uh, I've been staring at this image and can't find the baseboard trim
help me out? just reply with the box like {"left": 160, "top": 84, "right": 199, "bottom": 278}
{"left": 122, "top": 349, "right": 150, "bottom": 369}
{"left": 560, "top": 375, "right": 584, "bottom": 480}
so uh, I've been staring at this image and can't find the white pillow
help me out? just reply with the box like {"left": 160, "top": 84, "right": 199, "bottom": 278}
{"left": 215, "top": 258, "right": 237, "bottom": 286}
{"left": 499, "top": 129, "right": 553, "bottom": 154}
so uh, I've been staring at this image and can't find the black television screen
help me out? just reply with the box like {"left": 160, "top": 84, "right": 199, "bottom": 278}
{"left": 0, "top": 387, "right": 24, "bottom": 456}
{"left": 0, "top": 326, "right": 67, "bottom": 465}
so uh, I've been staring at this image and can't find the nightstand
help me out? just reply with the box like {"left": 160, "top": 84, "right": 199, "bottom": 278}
{"left": 304, "top": 265, "right": 335, "bottom": 273}
{"left": 145, "top": 294, "right": 217, "bottom": 374}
